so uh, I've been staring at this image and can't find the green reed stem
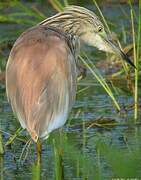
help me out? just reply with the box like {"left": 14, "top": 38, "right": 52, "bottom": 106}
{"left": 32, "top": 162, "right": 41, "bottom": 180}
{"left": 135, "top": 0, "right": 141, "bottom": 120}
{"left": 50, "top": 0, "right": 64, "bottom": 12}
{"left": 53, "top": 138, "right": 64, "bottom": 180}
{"left": 137, "top": 0, "right": 141, "bottom": 62}
{"left": 63, "top": 0, "right": 69, "bottom": 6}
{"left": 79, "top": 54, "right": 120, "bottom": 111}
{"left": 130, "top": 4, "right": 138, "bottom": 121}
{"left": 5, "top": 127, "right": 23, "bottom": 146}
{"left": 0, "top": 133, "right": 4, "bottom": 155}
{"left": 128, "top": 0, "right": 138, "bottom": 22}
{"left": 0, "top": 155, "right": 4, "bottom": 180}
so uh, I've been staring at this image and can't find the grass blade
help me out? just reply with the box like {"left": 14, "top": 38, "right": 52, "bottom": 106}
{"left": 79, "top": 54, "right": 120, "bottom": 111}
{"left": 130, "top": 2, "right": 138, "bottom": 121}
{"left": 0, "top": 133, "right": 4, "bottom": 155}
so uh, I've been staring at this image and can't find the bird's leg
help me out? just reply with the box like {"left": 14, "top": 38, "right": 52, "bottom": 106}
{"left": 36, "top": 139, "right": 42, "bottom": 164}
{"left": 77, "top": 64, "right": 87, "bottom": 80}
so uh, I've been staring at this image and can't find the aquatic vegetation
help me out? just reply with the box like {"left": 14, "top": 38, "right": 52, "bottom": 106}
{"left": 0, "top": 0, "right": 141, "bottom": 179}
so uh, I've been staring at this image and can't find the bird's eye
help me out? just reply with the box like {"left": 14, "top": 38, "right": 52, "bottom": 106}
{"left": 98, "top": 26, "right": 103, "bottom": 32}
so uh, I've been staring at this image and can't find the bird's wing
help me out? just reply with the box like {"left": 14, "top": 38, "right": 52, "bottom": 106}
{"left": 6, "top": 26, "right": 77, "bottom": 141}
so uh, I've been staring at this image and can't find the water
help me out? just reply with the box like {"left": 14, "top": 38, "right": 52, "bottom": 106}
{"left": 1, "top": 83, "right": 141, "bottom": 179}
{"left": 0, "top": 2, "right": 141, "bottom": 180}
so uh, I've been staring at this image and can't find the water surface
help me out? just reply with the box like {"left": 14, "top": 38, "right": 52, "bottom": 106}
{"left": 0, "top": 2, "right": 141, "bottom": 179}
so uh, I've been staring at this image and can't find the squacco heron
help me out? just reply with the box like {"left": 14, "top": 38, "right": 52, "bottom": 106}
{"left": 6, "top": 6, "right": 135, "bottom": 158}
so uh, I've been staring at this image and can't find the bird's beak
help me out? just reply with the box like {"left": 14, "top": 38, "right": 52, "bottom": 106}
{"left": 103, "top": 35, "right": 136, "bottom": 69}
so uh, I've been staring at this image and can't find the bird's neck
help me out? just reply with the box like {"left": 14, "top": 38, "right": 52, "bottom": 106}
{"left": 39, "top": 12, "right": 82, "bottom": 59}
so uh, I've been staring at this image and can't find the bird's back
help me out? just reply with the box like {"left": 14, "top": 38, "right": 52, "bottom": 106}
{"left": 6, "top": 25, "right": 77, "bottom": 141}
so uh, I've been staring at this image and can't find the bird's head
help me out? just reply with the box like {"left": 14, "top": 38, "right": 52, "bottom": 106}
{"left": 40, "top": 5, "right": 135, "bottom": 68}
{"left": 64, "top": 6, "right": 136, "bottom": 68}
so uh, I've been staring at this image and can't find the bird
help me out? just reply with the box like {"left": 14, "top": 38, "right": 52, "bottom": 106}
{"left": 6, "top": 6, "right": 135, "bottom": 160}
